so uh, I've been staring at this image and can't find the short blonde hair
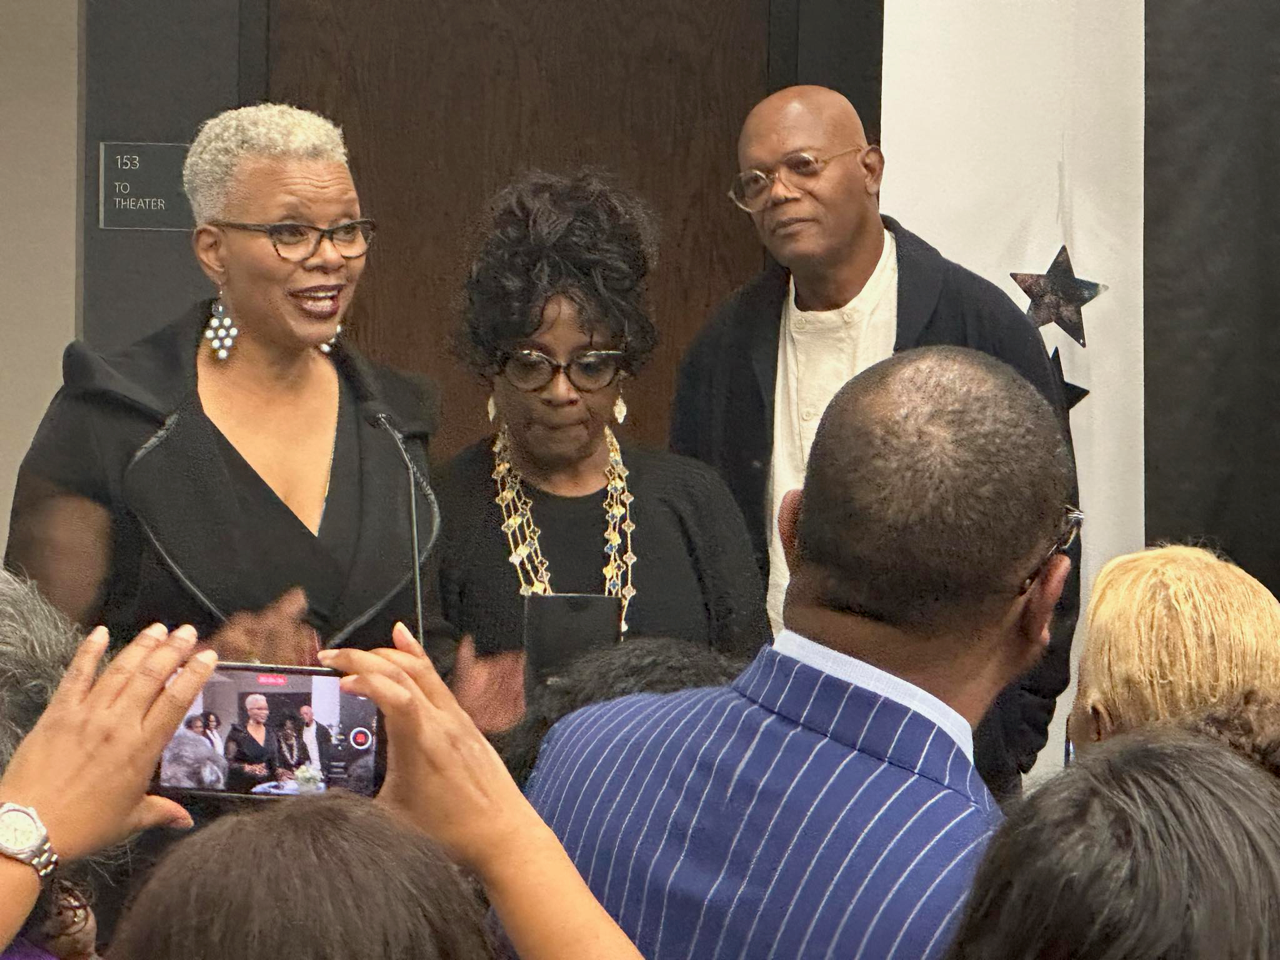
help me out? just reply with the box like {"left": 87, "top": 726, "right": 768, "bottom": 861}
{"left": 182, "top": 103, "right": 347, "bottom": 224}
{"left": 1081, "top": 545, "right": 1280, "bottom": 732}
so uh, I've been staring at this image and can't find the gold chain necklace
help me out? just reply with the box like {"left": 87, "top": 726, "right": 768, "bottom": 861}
{"left": 492, "top": 425, "right": 637, "bottom": 633}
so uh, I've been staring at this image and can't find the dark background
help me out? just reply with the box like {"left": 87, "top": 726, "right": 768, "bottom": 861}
{"left": 82, "top": 0, "right": 882, "bottom": 454}
{"left": 1143, "top": 1, "right": 1280, "bottom": 594}
{"left": 81, "top": 0, "right": 262, "bottom": 354}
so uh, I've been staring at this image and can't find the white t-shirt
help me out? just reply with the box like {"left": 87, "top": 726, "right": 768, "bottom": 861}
{"left": 766, "top": 229, "right": 899, "bottom": 634}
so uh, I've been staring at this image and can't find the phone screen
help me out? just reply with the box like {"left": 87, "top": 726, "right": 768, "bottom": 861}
{"left": 153, "top": 662, "right": 378, "bottom": 800}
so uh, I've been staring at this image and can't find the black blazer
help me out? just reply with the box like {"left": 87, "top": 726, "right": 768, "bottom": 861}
{"left": 670, "top": 217, "right": 1082, "bottom": 798}
{"left": 5, "top": 301, "right": 444, "bottom": 656}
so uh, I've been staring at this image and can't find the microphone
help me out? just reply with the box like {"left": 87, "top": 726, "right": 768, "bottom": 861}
{"left": 372, "top": 412, "right": 440, "bottom": 646}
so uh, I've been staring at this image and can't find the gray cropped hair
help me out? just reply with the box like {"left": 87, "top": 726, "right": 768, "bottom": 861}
{"left": 0, "top": 570, "right": 84, "bottom": 770}
{"left": 182, "top": 103, "right": 348, "bottom": 224}
{"left": 0, "top": 572, "right": 134, "bottom": 917}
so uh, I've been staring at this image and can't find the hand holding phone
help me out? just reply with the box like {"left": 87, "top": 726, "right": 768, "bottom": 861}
{"left": 319, "top": 627, "right": 547, "bottom": 875}
{"left": 0, "top": 624, "right": 215, "bottom": 861}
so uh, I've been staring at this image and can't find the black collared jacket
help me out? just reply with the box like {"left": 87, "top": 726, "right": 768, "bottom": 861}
{"left": 670, "top": 217, "right": 1082, "bottom": 797}
{"left": 5, "top": 301, "right": 443, "bottom": 655}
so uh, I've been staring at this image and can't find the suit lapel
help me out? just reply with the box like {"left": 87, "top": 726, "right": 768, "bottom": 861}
{"left": 121, "top": 396, "right": 289, "bottom": 621}
{"left": 324, "top": 406, "right": 437, "bottom": 646}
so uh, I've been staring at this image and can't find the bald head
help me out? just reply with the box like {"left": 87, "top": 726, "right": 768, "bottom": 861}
{"left": 735, "top": 86, "right": 884, "bottom": 279}
{"left": 793, "top": 346, "right": 1073, "bottom": 632}
{"left": 739, "top": 85, "right": 868, "bottom": 163}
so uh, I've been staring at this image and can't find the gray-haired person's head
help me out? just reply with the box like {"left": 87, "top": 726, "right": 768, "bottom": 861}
{"left": 182, "top": 103, "right": 347, "bottom": 225}
{"left": 0, "top": 571, "right": 109, "bottom": 936}
{"left": 0, "top": 570, "right": 85, "bottom": 770}
{"left": 946, "top": 724, "right": 1280, "bottom": 960}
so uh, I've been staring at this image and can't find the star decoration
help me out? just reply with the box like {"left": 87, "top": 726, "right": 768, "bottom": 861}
{"left": 1011, "top": 245, "right": 1106, "bottom": 347}
{"left": 1049, "top": 348, "right": 1090, "bottom": 411}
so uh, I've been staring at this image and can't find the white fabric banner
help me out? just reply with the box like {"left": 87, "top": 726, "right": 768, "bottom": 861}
{"left": 880, "top": 1, "right": 1145, "bottom": 780}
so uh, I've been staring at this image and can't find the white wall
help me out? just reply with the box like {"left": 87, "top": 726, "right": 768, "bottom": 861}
{"left": 0, "top": 0, "right": 82, "bottom": 549}
{"left": 880, "top": 2, "right": 1146, "bottom": 783}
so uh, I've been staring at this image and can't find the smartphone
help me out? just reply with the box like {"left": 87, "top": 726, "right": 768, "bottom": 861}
{"left": 152, "top": 662, "right": 378, "bottom": 801}
{"left": 523, "top": 593, "right": 622, "bottom": 683}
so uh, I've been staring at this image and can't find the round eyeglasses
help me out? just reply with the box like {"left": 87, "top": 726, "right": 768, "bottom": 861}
{"left": 500, "top": 349, "right": 625, "bottom": 392}
{"left": 728, "top": 145, "right": 867, "bottom": 213}
{"left": 209, "top": 219, "right": 376, "bottom": 262}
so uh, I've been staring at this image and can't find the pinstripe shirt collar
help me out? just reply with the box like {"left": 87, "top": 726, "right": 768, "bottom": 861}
{"left": 771, "top": 628, "right": 974, "bottom": 762}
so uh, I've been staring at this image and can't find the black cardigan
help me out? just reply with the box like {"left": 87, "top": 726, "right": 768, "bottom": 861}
{"left": 670, "top": 216, "right": 1082, "bottom": 798}
{"left": 5, "top": 301, "right": 445, "bottom": 656}
{"left": 436, "top": 441, "right": 770, "bottom": 666}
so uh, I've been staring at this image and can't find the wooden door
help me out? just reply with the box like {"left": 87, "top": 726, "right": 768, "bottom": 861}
{"left": 268, "top": 0, "right": 768, "bottom": 455}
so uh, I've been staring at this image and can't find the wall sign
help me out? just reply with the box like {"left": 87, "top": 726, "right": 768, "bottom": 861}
{"left": 98, "top": 141, "right": 192, "bottom": 230}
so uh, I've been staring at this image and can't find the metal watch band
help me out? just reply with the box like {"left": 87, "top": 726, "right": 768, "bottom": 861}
{"left": 27, "top": 837, "right": 59, "bottom": 879}
{"left": 0, "top": 803, "right": 59, "bottom": 880}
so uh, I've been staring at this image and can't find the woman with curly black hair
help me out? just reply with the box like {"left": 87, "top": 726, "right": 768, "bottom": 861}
{"left": 435, "top": 171, "right": 768, "bottom": 730}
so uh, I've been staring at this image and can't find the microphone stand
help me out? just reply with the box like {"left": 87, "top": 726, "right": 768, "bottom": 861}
{"left": 375, "top": 413, "right": 438, "bottom": 645}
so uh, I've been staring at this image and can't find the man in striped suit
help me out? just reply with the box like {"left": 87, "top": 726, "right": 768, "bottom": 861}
{"left": 525, "top": 346, "right": 1077, "bottom": 959}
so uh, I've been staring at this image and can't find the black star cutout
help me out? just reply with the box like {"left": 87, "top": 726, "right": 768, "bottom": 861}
{"left": 1049, "top": 348, "right": 1089, "bottom": 410}
{"left": 1011, "top": 245, "right": 1106, "bottom": 348}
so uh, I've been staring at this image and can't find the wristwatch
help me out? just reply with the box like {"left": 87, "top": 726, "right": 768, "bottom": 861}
{"left": 0, "top": 802, "right": 58, "bottom": 880}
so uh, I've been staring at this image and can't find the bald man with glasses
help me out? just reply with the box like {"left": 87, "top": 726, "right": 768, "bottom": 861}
{"left": 671, "top": 85, "right": 1080, "bottom": 800}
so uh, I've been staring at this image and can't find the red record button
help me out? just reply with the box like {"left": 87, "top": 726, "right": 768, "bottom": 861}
{"left": 350, "top": 727, "right": 373, "bottom": 750}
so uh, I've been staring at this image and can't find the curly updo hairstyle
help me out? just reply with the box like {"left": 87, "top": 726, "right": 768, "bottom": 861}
{"left": 461, "top": 170, "right": 659, "bottom": 377}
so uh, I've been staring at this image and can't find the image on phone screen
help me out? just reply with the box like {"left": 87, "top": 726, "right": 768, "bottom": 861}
{"left": 153, "top": 662, "right": 378, "bottom": 799}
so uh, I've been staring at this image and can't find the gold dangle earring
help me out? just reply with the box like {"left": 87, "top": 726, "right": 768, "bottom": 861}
{"left": 613, "top": 393, "right": 628, "bottom": 425}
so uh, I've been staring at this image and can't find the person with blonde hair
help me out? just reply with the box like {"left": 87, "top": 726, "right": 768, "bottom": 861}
{"left": 6, "top": 103, "right": 442, "bottom": 665}
{"left": 1069, "top": 544, "right": 1280, "bottom": 750}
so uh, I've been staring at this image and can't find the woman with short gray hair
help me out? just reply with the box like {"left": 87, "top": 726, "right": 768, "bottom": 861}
{"left": 6, "top": 103, "right": 442, "bottom": 665}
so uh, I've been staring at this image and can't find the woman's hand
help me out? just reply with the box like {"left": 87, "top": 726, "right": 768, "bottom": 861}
{"left": 319, "top": 625, "right": 549, "bottom": 877}
{"left": 208, "top": 588, "right": 319, "bottom": 666}
{"left": 320, "top": 624, "right": 645, "bottom": 960}
{"left": 449, "top": 635, "right": 527, "bottom": 734}
{"left": 0, "top": 623, "right": 217, "bottom": 861}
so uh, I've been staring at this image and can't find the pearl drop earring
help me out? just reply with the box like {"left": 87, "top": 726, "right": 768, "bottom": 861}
{"left": 319, "top": 323, "right": 343, "bottom": 354}
{"left": 204, "top": 296, "right": 238, "bottom": 360}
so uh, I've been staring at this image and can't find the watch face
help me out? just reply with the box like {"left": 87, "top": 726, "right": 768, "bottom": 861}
{"left": 0, "top": 808, "right": 41, "bottom": 855}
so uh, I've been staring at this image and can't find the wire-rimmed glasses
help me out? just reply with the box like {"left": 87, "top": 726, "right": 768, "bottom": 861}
{"left": 1019, "top": 506, "right": 1084, "bottom": 595}
{"left": 728, "top": 145, "right": 868, "bottom": 212}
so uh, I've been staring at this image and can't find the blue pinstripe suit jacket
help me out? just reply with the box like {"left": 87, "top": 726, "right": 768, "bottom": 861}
{"left": 525, "top": 645, "right": 1001, "bottom": 960}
